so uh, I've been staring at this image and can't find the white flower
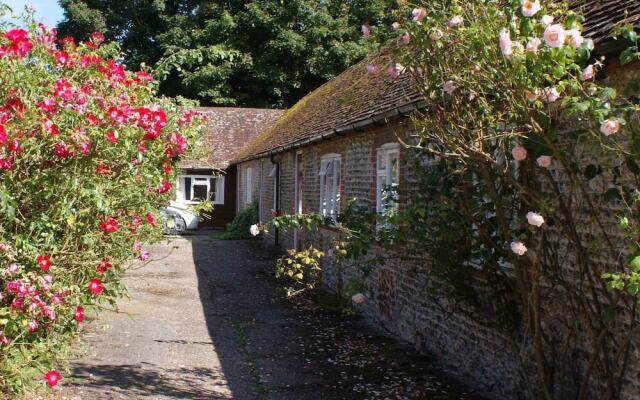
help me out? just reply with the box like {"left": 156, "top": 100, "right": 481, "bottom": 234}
{"left": 352, "top": 293, "right": 366, "bottom": 304}
{"left": 541, "top": 87, "right": 560, "bottom": 103}
{"left": 510, "top": 241, "right": 528, "bottom": 256}
{"left": 526, "top": 37, "right": 541, "bottom": 52}
{"left": 541, "top": 15, "right": 554, "bottom": 25}
{"left": 566, "top": 29, "right": 584, "bottom": 47}
{"left": 249, "top": 224, "right": 260, "bottom": 236}
{"left": 521, "top": 0, "right": 541, "bottom": 17}
{"left": 526, "top": 212, "right": 545, "bottom": 227}
{"left": 600, "top": 119, "right": 621, "bottom": 136}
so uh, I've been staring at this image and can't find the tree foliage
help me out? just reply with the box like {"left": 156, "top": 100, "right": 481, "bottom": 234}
{"left": 57, "top": 0, "right": 396, "bottom": 107}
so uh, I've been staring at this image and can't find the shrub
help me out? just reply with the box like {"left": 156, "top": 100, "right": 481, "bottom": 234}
{"left": 220, "top": 201, "right": 259, "bottom": 240}
{"left": 0, "top": 17, "right": 202, "bottom": 395}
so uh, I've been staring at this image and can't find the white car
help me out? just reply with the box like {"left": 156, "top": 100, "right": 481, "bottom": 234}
{"left": 161, "top": 201, "right": 200, "bottom": 234}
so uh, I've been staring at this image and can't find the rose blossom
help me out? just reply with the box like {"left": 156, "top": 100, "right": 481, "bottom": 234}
{"left": 74, "top": 306, "right": 85, "bottom": 322}
{"left": 100, "top": 217, "right": 119, "bottom": 234}
{"left": 391, "top": 22, "right": 400, "bottom": 31}
{"left": 387, "top": 63, "right": 405, "bottom": 77}
{"left": 448, "top": 15, "right": 464, "bottom": 27}
{"left": 526, "top": 212, "right": 545, "bottom": 227}
{"left": 138, "top": 251, "right": 151, "bottom": 262}
{"left": 566, "top": 29, "right": 584, "bottom": 47}
{"left": 27, "top": 320, "right": 38, "bottom": 332}
{"left": 536, "top": 155, "right": 552, "bottom": 168}
{"left": 510, "top": 241, "right": 528, "bottom": 256}
{"left": 600, "top": 119, "right": 621, "bottom": 136}
{"left": 582, "top": 64, "right": 594, "bottom": 80}
{"left": 499, "top": 29, "right": 512, "bottom": 57}
{"left": 541, "top": 15, "right": 554, "bottom": 25}
{"left": 36, "top": 255, "right": 51, "bottom": 272}
{"left": 44, "top": 370, "right": 61, "bottom": 388}
{"left": 366, "top": 64, "right": 379, "bottom": 74}
{"left": 88, "top": 278, "right": 103, "bottom": 295}
{"left": 541, "top": 87, "right": 560, "bottom": 103}
{"left": 526, "top": 38, "right": 541, "bottom": 52}
{"left": 250, "top": 224, "right": 260, "bottom": 237}
{"left": 544, "top": 24, "right": 566, "bottom": 48}
{"left": 361, "top": 25, "right": 370, "bottom": 38}
{"left": 521, "top": 0, "right": 541, "bottom": 17}
{"left": 401, "top": 32, "right": 411, "bottom": 44}
{"left": 352, "top": 293, "right": 366, "bottom": 304}
{"left": 412, "top": 8, "right": 426, "bottom": 22}
{"left": 511, "top": 146, "right": 527, "bottom": 161}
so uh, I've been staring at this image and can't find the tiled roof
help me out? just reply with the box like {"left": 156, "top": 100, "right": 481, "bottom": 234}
{"left": 180, "top": 107, "right": 284, "bottom": 170}
{"left": 232, "top": 2, "right": 640, "bottom": 163}
{"left": 569, "top": 0, "right": 640, "bottom": 45}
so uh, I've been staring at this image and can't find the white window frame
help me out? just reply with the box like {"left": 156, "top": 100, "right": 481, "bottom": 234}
{"left": 245, "top": 167, "right": 253, "bottom": 204}
{"left": 376, "top": 143, "right": 401, "bottom": 214}
{"left": 176, "top": 174, "right": 225, "bottom": 204}
{"left": 319, "top": 154, "right": 341, "bottom": 219}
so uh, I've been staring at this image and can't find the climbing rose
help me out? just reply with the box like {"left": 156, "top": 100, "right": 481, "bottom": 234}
{"left": 361, "top": 25, "right": 370, "bottom": 38}
{"left": 412, "top": 8, "right": 426, "bottom": 22}
{"left": 146, "top": 212, "right": 156, "bottom": 226}
{"left": 27, "top": 320, "right": 38, "bottom": 332}
{"left": 582, "top": 64, "right": 595, "bottom": 80}
{"left": 100, "top": 218, "right": 119, "bottom": 234}
{"left": 541, "top": 15, "right": 554, "bottom": 25}
{"left": 526, "top": 38, "right": 542, "bottom": 52}
{"left": 36, "top": 255, "right": 51, "bottom": 272}
{"left": 536, "top": 155, "right": 552, "bottom": 168}
{"left": 511, "top": 241, "right": 528, "bottom": 256}
{"left": 511, "top": 146, "right": 527, "bottom": 161}
{"left": 521, "top": 0, "right": 541, "bottom": 17}
{"left": 499, "top": 30, "right": 512, "bottom": 57}
{"left": 543, "top": 24, "right": 566, "bottom": 48}
{"left": 74, "top": 306, "right": 85, "bottom": 322}
{"left": 250, "top": 224, "right": 260, "bottom": 237}
{"left": 541, "top": 87, "right": 560, "bottom": 103}
{"left": 448, "top": 15, "right": 463, "bottom": 27}
{"left": 88, "top": 279, "right": 103, "bottom": 295}
{"left": 526, "top": 212, "right": 545, "bottom": 227}
{"left": 352, "top": 293, "right": 366, "bottom": 304}
{"left": 600, "top": 119, "right": 621, "bottom": 136}
{"left": 44, "top": 370, "right": 61, "bottom": 388}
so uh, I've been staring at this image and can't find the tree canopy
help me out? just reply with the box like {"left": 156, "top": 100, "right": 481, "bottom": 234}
{"left": 57, "top": 0, "right": 394, "bottom": 108}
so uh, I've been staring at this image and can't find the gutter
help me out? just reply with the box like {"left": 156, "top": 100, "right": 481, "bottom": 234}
{"left": 232, "top": 99, "right": 427, "bottom": 165}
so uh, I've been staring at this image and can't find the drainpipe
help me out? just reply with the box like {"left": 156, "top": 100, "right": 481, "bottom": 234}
{"left": 270, "top": 154, "right": 280, "bottom": 246}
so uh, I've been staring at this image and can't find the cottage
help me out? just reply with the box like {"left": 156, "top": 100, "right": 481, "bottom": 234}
{"left": 229, "top": 2, "right": 640, "bottom": 399}
{"left": 174, "top": 107, "right": 283, "bottom": 228}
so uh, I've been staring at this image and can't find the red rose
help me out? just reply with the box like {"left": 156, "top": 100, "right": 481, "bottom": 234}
{"left": 146, "top": 212, "right": 155, "bottom": 226}
{"left": 88, "top": 278, "right": 103, "bottom": 295}
{"left": 74, "top": 306, "right": 85, "bottom": 322}
{"left": 36, "top": 255, "right": 51, "bottom": 272}
{"left": 100, "top": 218, "right": 119, "bottom": 234}
{"left": 96, "top": 258, "right": 112, "bottom": 274}
{"left": 44, "top": 370, "right": 61, "bottom": 388}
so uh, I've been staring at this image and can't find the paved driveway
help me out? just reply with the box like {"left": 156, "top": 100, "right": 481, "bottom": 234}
{"left": 66, "top": 234, "right": 476, "bottom": 400}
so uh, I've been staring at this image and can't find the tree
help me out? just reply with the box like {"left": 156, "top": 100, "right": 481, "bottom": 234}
{"left": 57, "top": 0, "right": 395, "bottom": 108}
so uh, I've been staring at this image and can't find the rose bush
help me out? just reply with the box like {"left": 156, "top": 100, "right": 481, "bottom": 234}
{"left": 0, "top": 13, "right": 202, "bottom": 395}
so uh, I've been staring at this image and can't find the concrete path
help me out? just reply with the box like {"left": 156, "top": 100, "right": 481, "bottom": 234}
{"left": 66, "top": 234, "right": 476, "bottom": 400}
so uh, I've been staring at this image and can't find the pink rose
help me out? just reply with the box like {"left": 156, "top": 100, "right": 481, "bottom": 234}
{"left": 27, "top": 320, "right": 38, "bottom": 332}
{"left": 541, "top": 15, "right": 554, "bottom": 25}
{"left": 521, "top": 0, "right": 541, "bottom": 17}
{"left": 366, "top": 64, "right": 379, "bottom": 74}
{"left": 600, "top": 119, "right": 621, "bottom": 136}
{"left": 387, "top": 63, "right": 405, "bottom": 78}
{"left": 526, "top": 212, "right": 545, "bottom": 227}
{"left": 401, "top": 32, "right": 411, "bottom": 44}
{"left": 510, "top": 241, "right": 528, "bottom": 256}
{"left": 499, "top": 29, "right": 512, "bottom": 57}
{"left": 582, "top": 64, "right": 594, "bottom": 81}
{"left": 536, "top": 155, "right": 552, "bottom": 168}
{"left": 541, "top": 87, "right": 560, "bottom": 103}
{"left": 566, "top": 29, "right": 584, "bottom": 47}
{"left": 526, "top": 38, "right": 541, "bottom": 52}
{"left": 511, "top": 146, "right": 528, "bottom": 161}
{"left": 448, "top": 15, "right": 463, "bottom": 28}
{"left": 361, "top": 25, "right": 370, "bottom": 39}
{"left": 351, "top": 293, "right": 366, "bottom": 304}
{"left": 391, "top": 22, "right": 400, "bottom": 31}
{"left": 412, "top": 8, "right": 426, "bottom": 22}
{"left": 544, "top": 24, "right": 566, "bottom": 48}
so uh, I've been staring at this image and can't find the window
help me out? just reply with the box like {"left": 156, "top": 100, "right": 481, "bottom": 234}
{"left": 376, "top": 144, "right": 400, "bottom": 214}
{"left": 268, "top": 164, "right": 279, "bottom": 212}
{"left": 176, "top": 175, "right": 224, "bottom": 204}
{"left": 245, "top": 167, "right": 253, "bottom": 204}
{"left": 319, "top": 154, "right": 341, "bottom": 218}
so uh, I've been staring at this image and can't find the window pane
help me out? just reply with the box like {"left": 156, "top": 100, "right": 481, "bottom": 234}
{"left": 210, "top": 178, "right": 217, "bottom": 201}
{"left": 184, "top": 177, "right": 192, "bottom": 200}
{"left": 390, "top": 153, "right": 400, "bottom": 185}
{"left": 377, "top": 152, "right": 386, "bottom": 170}
{"left": 193, "top": 184, "right": 208, "bottom": 200}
